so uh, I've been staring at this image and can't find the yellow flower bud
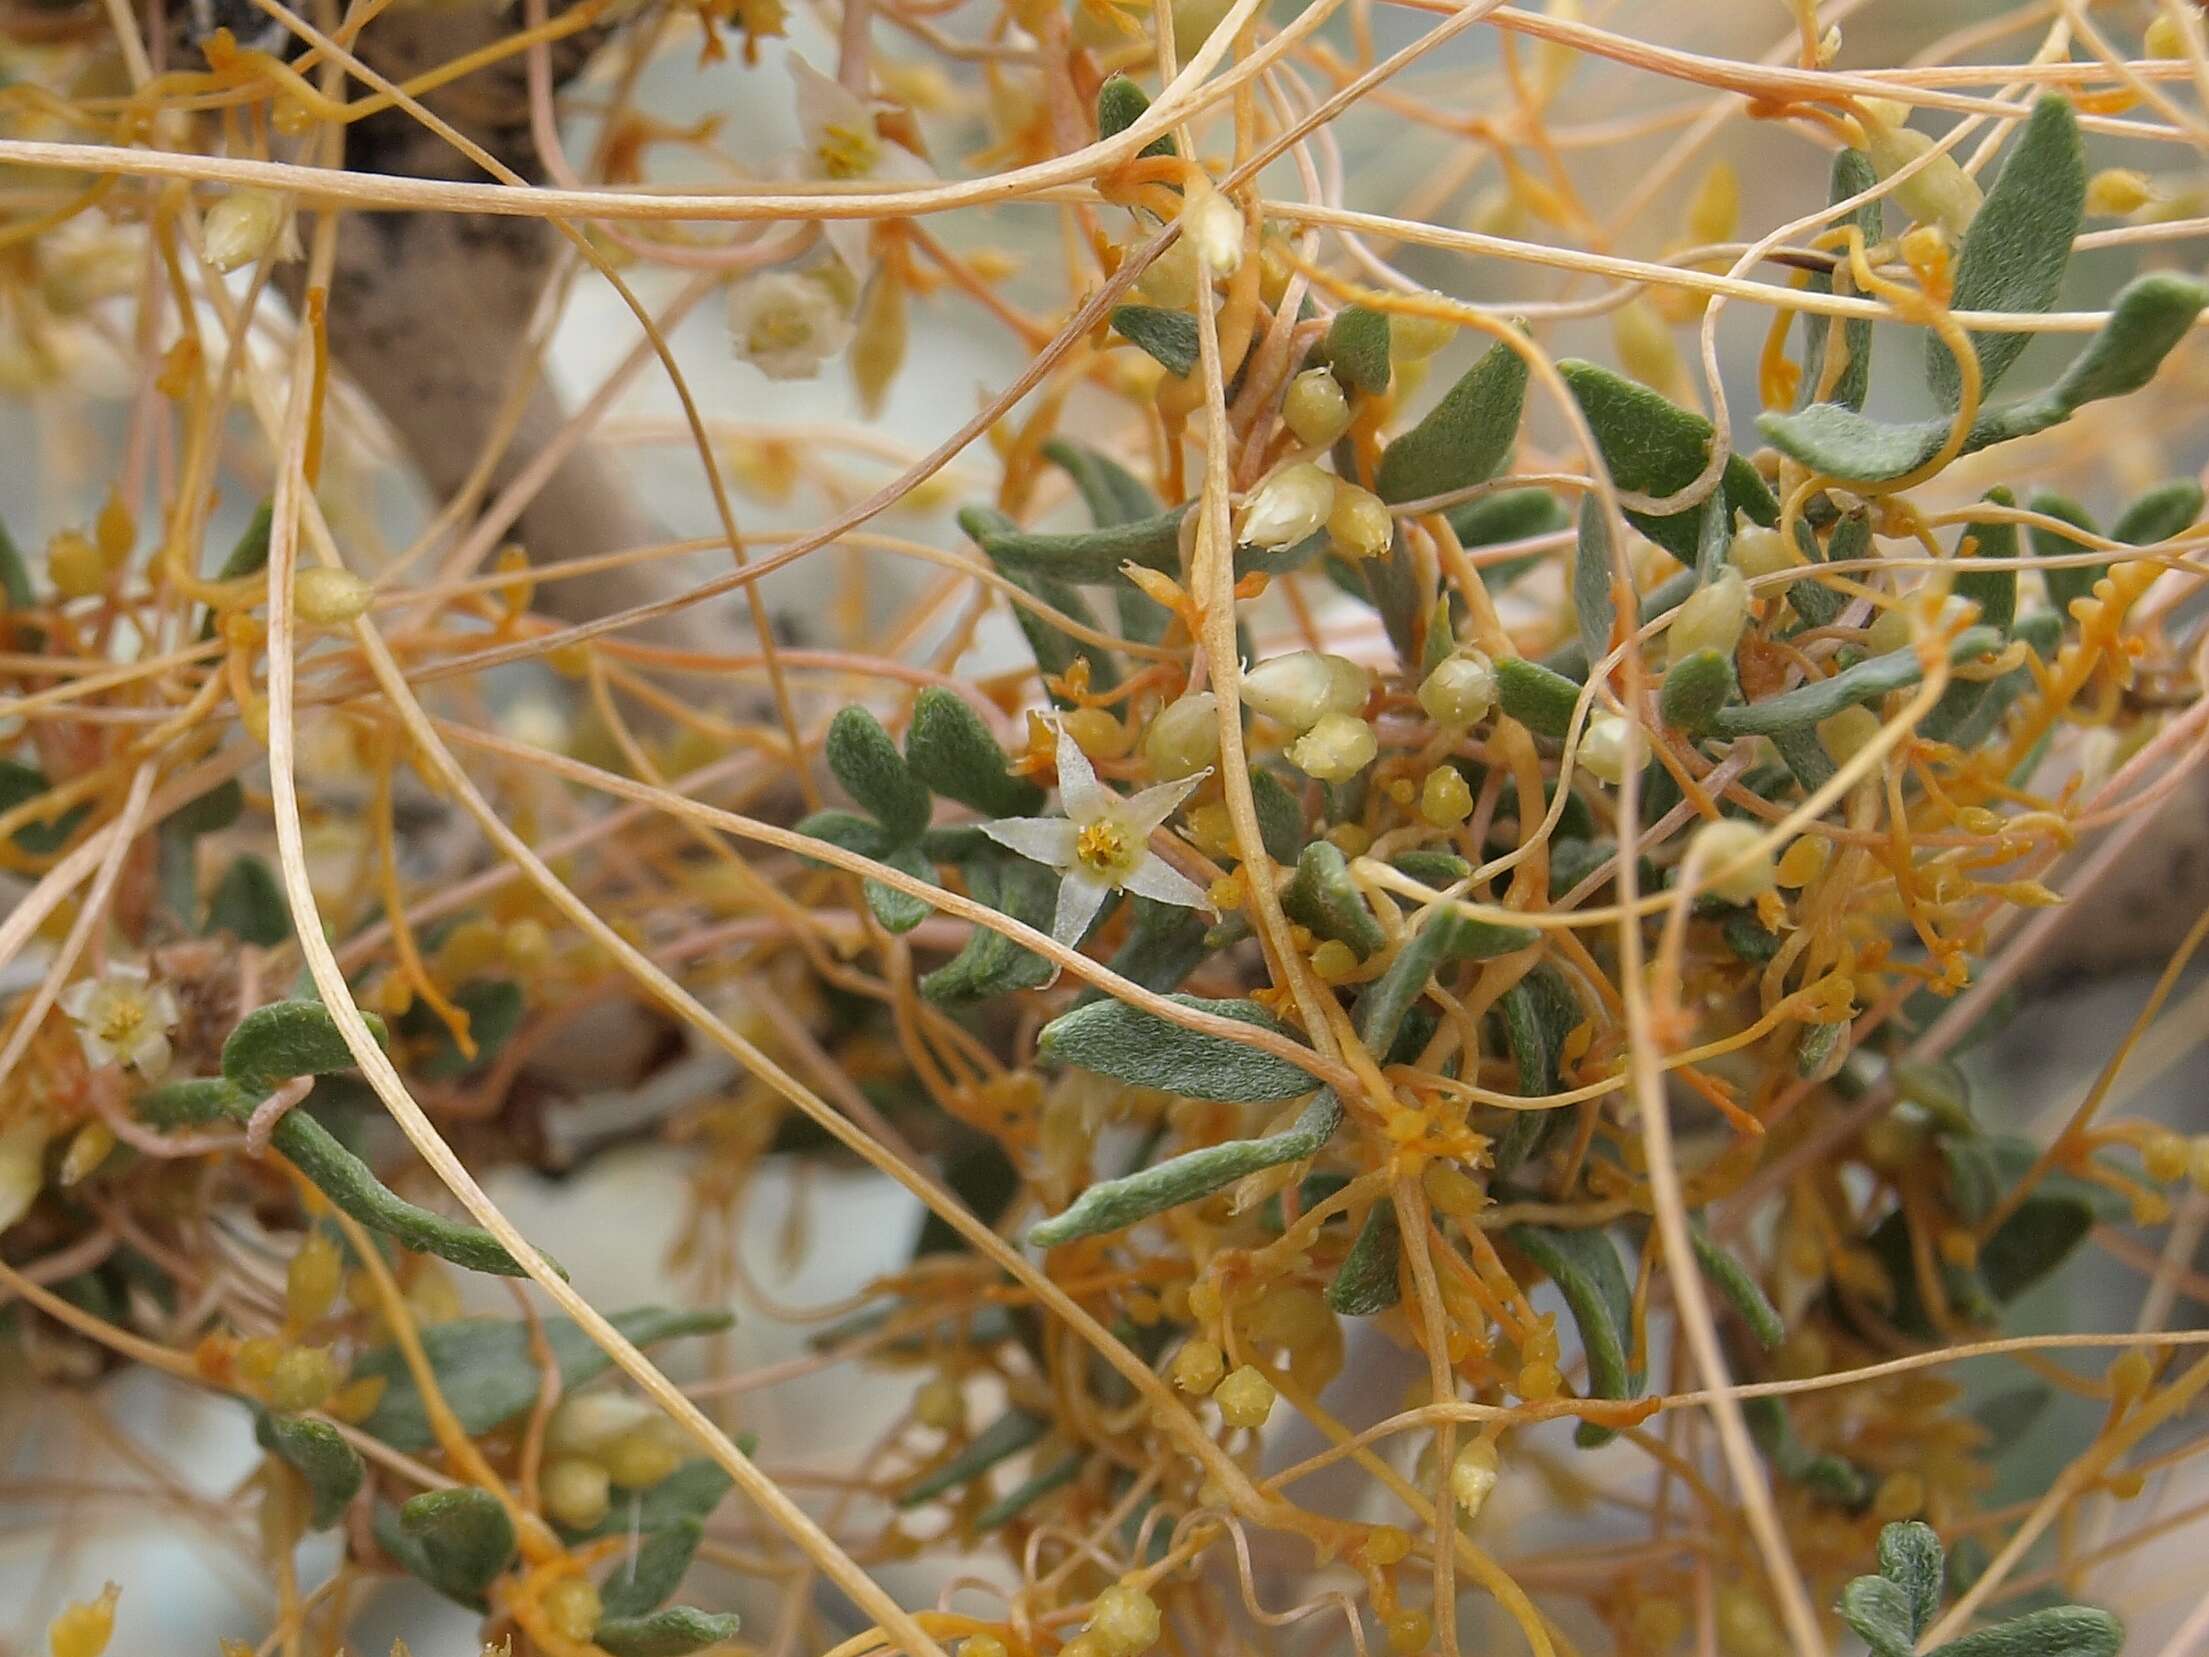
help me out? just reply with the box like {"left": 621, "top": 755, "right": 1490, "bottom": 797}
{"left": 913, "top": 1377, "right": 965, "bottom": 1432}
{"left": 204, "top": 190, "right": 297, "bottom": 273}
{"left": 1816, "top": 704, "right": 1882, "bottom": 766}
{"left": 1419, "top": 765, "right": 1474, "bottom": 828}
{"left": 1282, "top": 367, "right": 1352, "bottom": 447}
{"left": 285, "top": 1233, "right": 344, "bottom": 1326}
{"left": 1087, "top": 1584, "right": 1162, "bottom": 1655}
{"left": 57, "top": 1120, "right": 116, "bottom": 1187}
{"left": 1690, "top": 818, "right": 1775, "bottom": 904}
{"left": 959, "top": 1636, "right": 1011, "bottom": 1657}
{"left": 1386, "top": 1610, "right": 1434, "bottom": 1654}
{"left": 1061, "top": 705, "right": 1131, "bottom": 760}
{"left": 48, "top": 530, "right": 107, "bottom": 599}
{"left": 2141, "top": 1131, "right": 2187, "bottom": 1183}
{"left": 1214, "top": 1363, "right": 1277, "bottom": 1428}
{"left": 1729, "top": 520, "right": 1795, "bottom": 581}
{"left": 1389, "top": 305, "right": 1457, "bottom": 364}
{"left": 47, "top": 1584, "right": 120, "bottom": 1657}
{"left": 1327, "top": 483, "right": 1393, "bottom": 561}
{"left": 293, "top": 566, "right": 373, "bottom": 628}
{"left": 2147, "top": 13, "right": 2187, "bottom": 57}
{"left": 1143, "top": 691, "right": 1220, "bottom": 780}
{"left": 542, "top": 1577, "right": 603, "bottom": 1643}
{"left": 266, "top": 1344, "right": 340, "bottom": 1413}
{"left": 1286, "top": 712, "right": 1377, "bottom": 782}
{"left": 1685, "top": 158, "right": 1740, "bottom": 246}
{"left": 1311, "top": 939, "right": 1360, "bottom": 981}
{"left": 2087, "top": 167, "right": 2155, "bottom": 217}
{"left": 1448, "top": 1438, "right": 1500, "bottom": 1517}
{"left": 1668, "top": 568, "right": 1750, "bottom": 664}
{"left": 1172, "top": 1337, "right": 1227, "bottom": 1394}
{"left": 541, "top": 1455, "right": 612, "bottom": 1530}
{"left": 1859, "top": 114, "right": 1982, "bottom": 238}
{"left": 850, "top": 270, "right": 908, "bottom": 416}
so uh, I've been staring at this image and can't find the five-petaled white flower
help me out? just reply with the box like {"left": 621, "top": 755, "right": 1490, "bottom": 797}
{"left": 789, "top": 55, "right": 935, "bottom": 277}
{"left": 58, "top": 963, "right": 180, "bottom": 1078}
{"left": 980, "top": 721, "right": 1213, "bottom": 960}
{"left": 728, "top": 268, "right": 856, "bottom": 381}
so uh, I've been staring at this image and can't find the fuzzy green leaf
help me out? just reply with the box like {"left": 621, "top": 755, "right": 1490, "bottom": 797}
{"left": 898, "top": 1408, "right": 1046, "bottom": 1505}
{"left": 1111, "top": 304, "right": 1198, "bottom": 377}
{"left": 1745, "top": 1394, "right": 1871, "bottom": 1506}
{"left": 1096, "top": 73, "right": 1174, "bottom": 157}
{"left": 1496, "top": 655, "right": 1585, "bottom": 741}
{"left": 2027, "top": 491, "right": 2100, "bottom": 613}
{"left": 921, "top": 859, "right": 1057, "bottom": 1005}
{"left": 1922, "top": 489, "right": 2020, "bottom": 743}
{"left": 1039, "top": 995, "right": 1317, "bottom": 1102}
{"left": 1572, "top": 496, "right": 1617, "bottom": 669}
{"left": 354, "top": 1307, "right": 734, "bottom": 1451}
{"left": 794, "top": 809, "right": 891, "bottom": 860}
{"left": 1354, "top": 906, "right": 1533, "bottom": 1069}
{"left": 254, "top": 1411, "right": 364, "bottom": 1529}
{"left": 1376, "top": 337, "right": 1528, "bottom": 504}
{"left": 168, "top": 777, "right": 244, "bottom": 839}
{"left": 1026, "top": 1089, "right": 1344, "bottom": 1247}
{"left": 1838, "top": 1575, "right": 1918, "bottom": 1657}
{"left": 0, "top": 759, "right": 87, "bottom": 856}
{"left": 1448, "top": 487, "right": 1568, "bottom": 558}
{"left": 1508, "top": 1223, "right": 1641, "bottom": 1444}
{"left": 960, "top": 501, "right": 1185, "bottom": 585}
{"left": 2113, "top": 477, "right": 2203, "bottom": 549}
{"left": 1283, "top": 841, "right": 1386, "bottom": 958}
{"left": 1877, "top": 1520, "right": 1946, "bottom": 1637}
{"left": 1491, "top": 965, "right": 1579, "bottom": 1173}
{"left": 1928, "top": 97, "right": 2083, "bottom": 407}
{"left": 599, "top": 1519, "right": 704, "bottom": 1620}
{"left": 1707, "top": 626, "right": 2003, "bottom": 738}
{"left": 1327, "top": 1198, "right": 1402, "bottom": 1314}
{"left": 904, "top": 690, "right": 1044, "bottom": 817}
{"left": 1659, "top": 648, "right": 1737, "bottom": 734}
{"left": 1559, "top": 359, "right": 1779, "bottom": 559}
{"left": 1043, "top": 436, "right": 1162, "bottom": 526}
{"left": 1688, "top": 1218, "right": 1782, "bottom": 1349}
{"left": 975, "top": 1452, "right": 1083, "bottom": 1530}
{"left": 221, "top": 1000, "right": 387, "bottom": 1096}
{"left": 206, "top": 854, "right": 290, "bottom": 947}
{"left": 386, "top": 1488, "right": 516, "bottom": 1607}
{"left": 1326, "top": 307, "right": 1392, "bottom": 396}
{"left": 594, "top": 1607, "right": 743, "bottom": 1657}
{"left": 1246, "top": 765, "right": 1307, "bottom": 863}
{"left": 1929, "top": 1608, "right": 2122, "bottom": 1657}
{"left": 826, "top": 707, "right": 931, "bottom": 841}
{"left": 1089, "top": 894, "right": 1211, "bottom": 1000}
{"left": 862, "top": 841, "right": 937, "bottom": 935}
{"left": 1799, "top": 150, "right": 1881, "bottom": 412}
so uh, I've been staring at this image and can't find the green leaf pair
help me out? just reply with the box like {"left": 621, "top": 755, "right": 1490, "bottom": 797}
{"left": 1839, "top": 1521, "right": 2120, "bottom": 1657}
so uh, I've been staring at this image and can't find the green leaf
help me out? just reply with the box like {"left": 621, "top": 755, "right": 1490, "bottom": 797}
{"left": 1507, "top": 1223, "right": 1641, "bottom": 1445}
{"left": 200, "top": 502, "right": 275, "bottom": 639}
{"left": 1788, "top": 507, "right": 1866, "bottom": 629}
{"left": 1659, "top": 648, "right": 1737, "bottom": 733}
{"left": 1327, "top": 1198, "right": 1402, "bottom": 1314}
{"left": 1491, "top": 965, "right": 1579, "bottom": 1174}
{"left": 921, "top": 859, "right": 1056, "bottom": 1005}
{"left": 1688, "top": 1218, "right": 1783, "bottom": 1349}
{"left": 410, "top": 978, "right": 525, "bottom": 1081}
{"left": 2112, "top": 477, "right": 2203, "bottom": 549}
{"left": 897, "top": 1408, "right": 1046, "bottom": 1505}
{"left": 1928, "top": 97, "right": 2083, "bottom": 407}
{"left": 135, "top": 1076, "right": 254, "bottom": 1131}
{"left": 167, "top": 777, "right": 244, "bottom": 839}
{"left": 1744, "top": 1393, "right": 1871, "bottom": 1507}
{"left": 1111, "top": 304, "right": 1198, "bottom": 378}
{"left": 1038, "top": 995, "right": 1317, "bottom": 1102}
{"left": 1559, "top": 359, "right": 1780, "bottom": 559}
{"left": 384, "top": 1488, "right": 516, "bottom": 1608}
{"left": 1496, "top": 655, "right": 1584, "bottom": 741}
{"left": 1355, "top": 906, "right": 1534, "bottom": 1069}
{"left": 975, "top": 1451, "right": 1083, "bottom": 1530}
{"left": 0, "top": 759, "right": 87, "bottom": 855}
{"left": 206, "top": 854, "right": 290, "bottom": 947}
{"left": 1096, "top": 73, "right": 1173, "bottom": 157}
{"left": 826, "top": 707, "right": 931, "bottom": 841}
{"left": 1929, "top": 1608, "right": 2122, "bottom": 1657}
{"left": 1543, "top": 566, "right": 1701, "bottom": 682}
{"left": 960, "top": 501, "right": 1185, "bottom": 585}
{"left": 254, "top": 1411, "right": 364, "bottom": 1529}
{"left": 1089, "top": 894, "right": 1211, "bottom": 1000}
{"left": 1283, "top": 842, "right": 1386, "bottom": 959}
{"left": 2028, "top": 491, "right": 2101, "bottom": 613}
{"left": 1447, "top": 488, "right": 1567, "bottom": 575}
{"left": 1326, "top": 307, "right": 1392, "bottom": 396}
{"left": 1572, "top": 496, "right": 1616, "bottom": 669}
{"left": 600, "top": 1519, "right": 704, "bottom": 1619}
{"left": 1247, "top": 766, "right": 1307, "bottom": 864}
{"left": 1799, "top": 150, "right": 1881, "bottom": 412}
{"left": 1043, "top": 437, "right": 1161, "bottom": 527}
{"left": 1979, "top": 1192, "right": 2094, "bottom": 1303}
{"left": 354, "top": 1307, "right": 734, "bottom": 1451}
{"left": 1707, "top": 626, "right": 2004, "bottom": 738}
{"left": 0, "top": 514, "right": 30, "bottom": 607}
{"left": 793, "top": 809, "right": 891, "bottom": 860}
{"left": 1026, "top": 1089, "right": 1344, "bottom": 1247}
{"left": 1838, "top": 1574, "right": 1918, "bottom": 1657}
{"left": 222, "top": 1000, "right": 388, "bottom": 1096}
{"left": 1764, "top": 272, "right": 2209, "bottom": 482}
{"left": 1922, "top": 489, "right": 2019, "bottom": 743}
{"left": 1877, "top": 1519, "right": 1946, "bottom": 1637}
{"left": 1376, "top": 337, "right": 1528, "bottom": 504}
{"left": 594, "top": 1607, "right": 743, "bottom": 1657}
{"left": 862, "top": 841, "right": 937, "bottom": 935}
{"left": 904, "top": 689, "right": 1044, "bottom": 817}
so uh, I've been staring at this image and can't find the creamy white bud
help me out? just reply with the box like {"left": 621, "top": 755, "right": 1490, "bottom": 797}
{"left": 1241, "top": 650, "right": 1364, "bottom": 730}
{"left": 1182, "top": 184, "right": 1244, "bottom": 279}
{"left": 1668, "top": 569, "right": 1750, "bottom": 664}
{"left": 1136, "top": 234, "right": 1202, "bottom": 309}
{"left": 1282, "top": 367, "right": 1352, "bottom": 447}
{"left": 1730, "top": 520, "right": 1794, "bottom": 580}
{"left": 1285, "top": 712, "right": 1377, "bottom": 782}
{"left": 293, "top": 566, "right": 373, "bottom": 627}
{"left": 1579, "top": 713, "right": 1636, "bottom": 784}
{"left": 204, "top": 190, "right": 298, "bottom": 273}
{"left": 1418, "top": 650, "right": 1496, "bottom": 727}
{"left": 546, "top": 1390, "right": 656, "bottom": 1456}
{"left": 1239, "top": 463, "right": 1336, "bottom": 551}
{"left": 1859, "top": 116, "right": 1982, "bottom": 238}
{"left": 1143, "top": 691, "right": 1220, "bottom": 780}
{"left": 1449, "top": 1439, "right": 1500, "bottom": 1518}
{"left": 1327, "top": 483, "right": 1392, "bottom": 561}
{"left": 1690, "top": 818, "right": 1775, "bottom": 904}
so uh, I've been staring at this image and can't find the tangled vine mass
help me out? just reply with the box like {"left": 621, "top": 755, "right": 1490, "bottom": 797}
{"left": 4, "top": 0, "right": 2209, "bottom": 1651}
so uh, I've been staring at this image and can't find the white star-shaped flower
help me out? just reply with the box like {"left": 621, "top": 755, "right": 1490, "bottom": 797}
{"left": 58, "top": 963, "right": 180, "bottom": 1078}
{"left": 788, "top": 55, "right": 935, "bottom": 277}
{"left": 979, "top": 721, "right": 1213, "bottom": 961}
